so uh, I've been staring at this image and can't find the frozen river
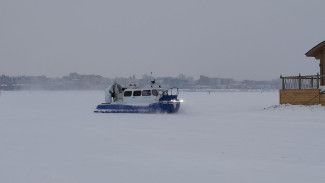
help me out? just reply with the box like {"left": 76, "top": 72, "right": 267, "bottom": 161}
{"left": 1, "top": 91, "right": 324, "bottom": 183}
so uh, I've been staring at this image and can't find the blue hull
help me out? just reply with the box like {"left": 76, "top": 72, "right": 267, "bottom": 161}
{"left": 94, "top": 102, "right": 180, "bottom": 113}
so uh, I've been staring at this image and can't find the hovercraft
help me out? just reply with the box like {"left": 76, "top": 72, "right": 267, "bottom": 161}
{"left": 94, "top": 80, "right": 182, "bottom": 113}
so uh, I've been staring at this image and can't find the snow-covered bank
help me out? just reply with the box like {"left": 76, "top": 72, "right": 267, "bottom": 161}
{"left": 0, "top": 91, "right": 324, "bottom": 183}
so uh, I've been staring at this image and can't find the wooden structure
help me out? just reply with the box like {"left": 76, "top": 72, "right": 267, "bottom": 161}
{"left": 280, "top": 74, "right": 325, "bottom": 105}
{"left": 280, "top": 41, "right": 325, "bottom": 106}
{"left": 306, "top": 41, "right": 325, "bottom": 85}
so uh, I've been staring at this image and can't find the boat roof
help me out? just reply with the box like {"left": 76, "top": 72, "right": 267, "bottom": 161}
{"left": 124, "top": 86, "right": 162, "bottom": 91}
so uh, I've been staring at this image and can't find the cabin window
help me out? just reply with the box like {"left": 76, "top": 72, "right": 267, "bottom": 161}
{"left": 124, "top": 91, "right": 132, "bottom": 97}
{"left": 152, "top": 89, "right": 158, "bottom": 96}
{"left": 133, "top": 90, "right": 142, "bottom": 96}
{"left": 142, "top": 90, "right": 151, "bottom": 96}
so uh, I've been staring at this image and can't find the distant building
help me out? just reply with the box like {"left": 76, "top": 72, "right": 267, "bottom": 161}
{"left": 158, "top": 77, "right": 190, "bottom": 89}
{"left": 196, "top": 75, "right": 235, "bottom": 88}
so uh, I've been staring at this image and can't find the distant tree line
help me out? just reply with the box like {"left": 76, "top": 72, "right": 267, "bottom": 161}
{"left": 0, "top": 73, "right": 280, "bottom": 91}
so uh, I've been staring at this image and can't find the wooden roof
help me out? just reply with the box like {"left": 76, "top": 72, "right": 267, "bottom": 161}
{"left": 305, "top": 41, "right": 325, "bottom": 60}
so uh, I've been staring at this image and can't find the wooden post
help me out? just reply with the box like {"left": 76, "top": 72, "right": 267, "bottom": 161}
{"left": 317, "top": 73, "right": 320, "bottom": 89}
{"left": 319, "top": 53, "right": 325, "bottom": 86}
{"left": 298, "top": 74, "right": 301, "bottom": 89}
{"left": 280, "top": 75, "right": 285, "bottom": 89}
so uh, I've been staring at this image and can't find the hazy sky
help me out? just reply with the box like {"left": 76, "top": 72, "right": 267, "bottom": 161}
{"left": 1, "top": 0, "right": 325, "bottom": 80}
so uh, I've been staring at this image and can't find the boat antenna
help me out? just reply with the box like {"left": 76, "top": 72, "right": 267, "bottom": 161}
{"left": 150, "top": 72, "right": 156, "bottom": 87}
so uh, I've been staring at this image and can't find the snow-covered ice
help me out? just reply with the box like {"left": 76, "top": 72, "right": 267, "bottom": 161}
{"left": 0, "top": 91, "right": 324, "bottom": 183}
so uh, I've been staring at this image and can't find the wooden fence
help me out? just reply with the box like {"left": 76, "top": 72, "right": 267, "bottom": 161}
{"left": 280, "top": 74, "right": 325, "bottom": 90}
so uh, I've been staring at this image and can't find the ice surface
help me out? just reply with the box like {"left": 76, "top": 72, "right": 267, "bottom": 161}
{"left": 0, "top": 91, "right": 325, "bottom": 183}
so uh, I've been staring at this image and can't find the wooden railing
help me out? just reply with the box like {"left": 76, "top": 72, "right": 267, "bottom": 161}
{"left": 280, "top": 74, "right": 325, "bottom": 90}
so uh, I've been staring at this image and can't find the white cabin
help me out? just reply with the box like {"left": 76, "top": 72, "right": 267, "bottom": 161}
{"left": 104, "top": 82, "right": 165, "bottom": 104}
